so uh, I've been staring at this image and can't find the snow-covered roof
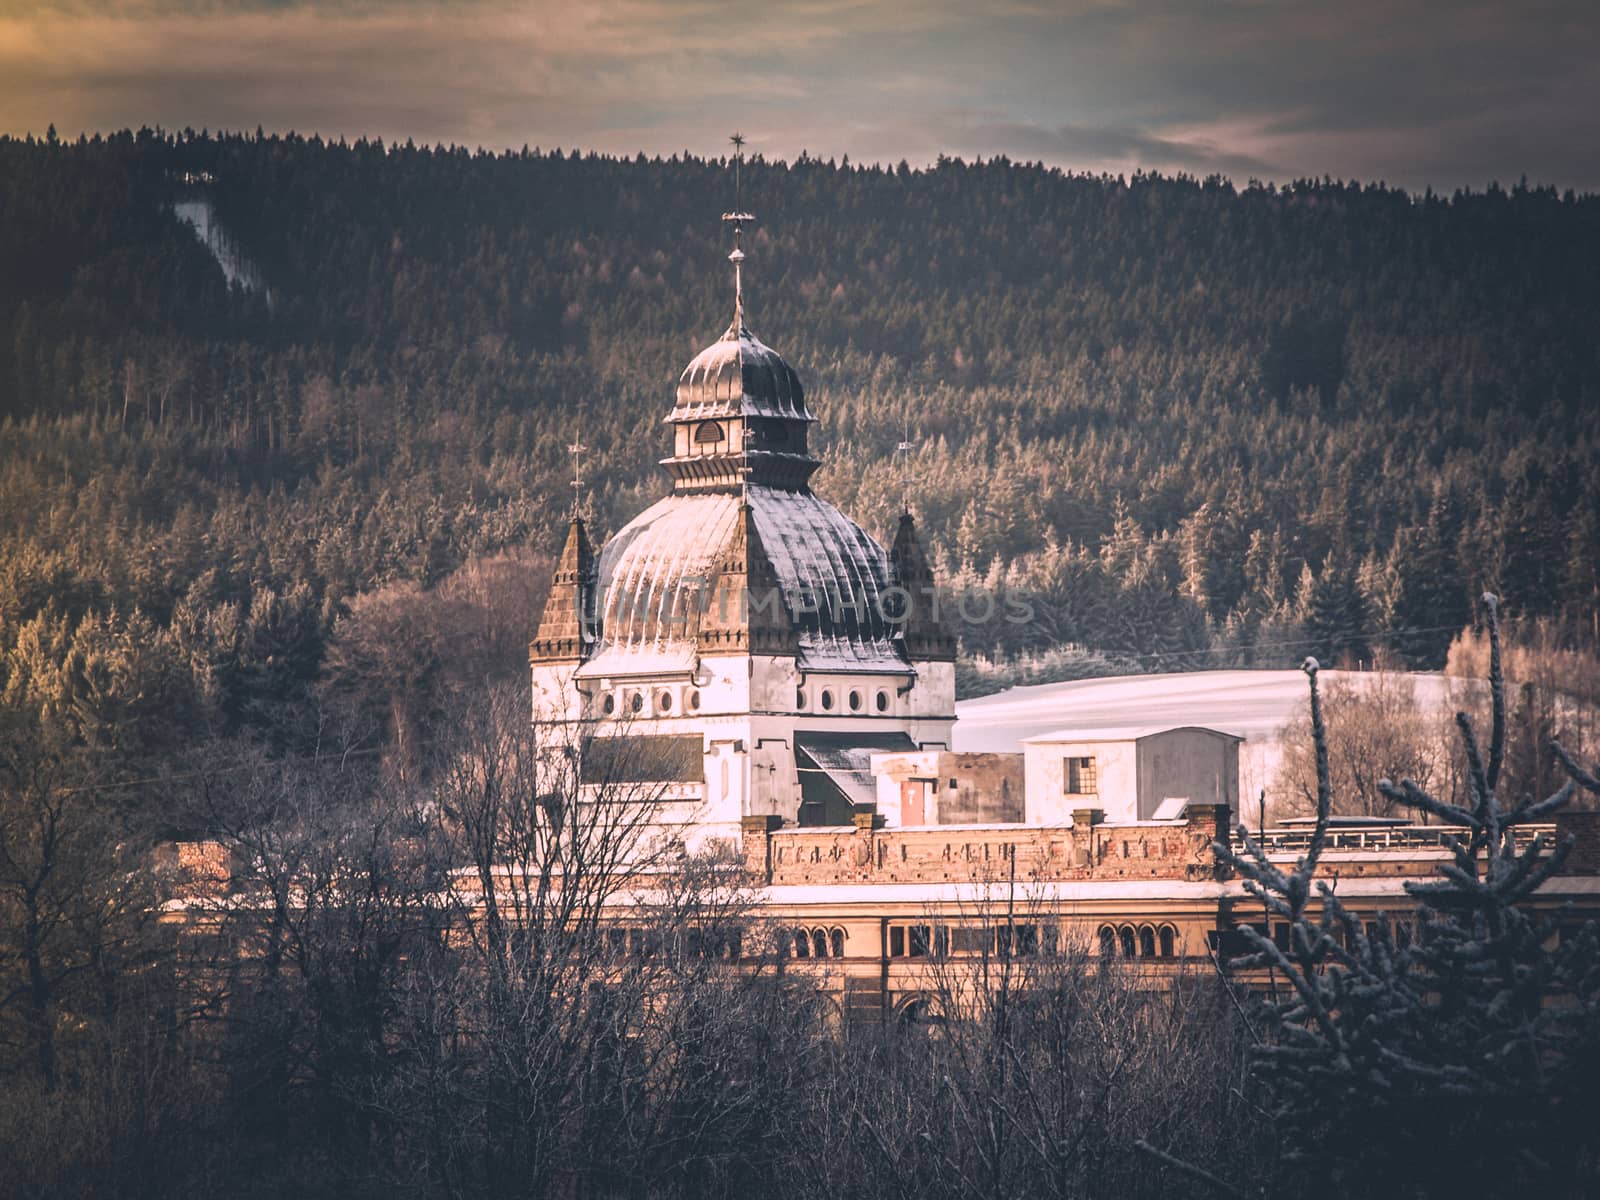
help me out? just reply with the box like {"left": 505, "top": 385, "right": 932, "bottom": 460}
{"left": 586, "top": 484, "right": 911, "bottom": 675}
{"left": 750, "top": 875, "right": 1600, "bottom": 910}
{"left": 1022, "top": 723, "right": 1245, "bottom": 745}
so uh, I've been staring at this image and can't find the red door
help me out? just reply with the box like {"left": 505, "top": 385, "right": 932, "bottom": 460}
{"left": 902, "top": 779, "right": 931, "bottom": 825}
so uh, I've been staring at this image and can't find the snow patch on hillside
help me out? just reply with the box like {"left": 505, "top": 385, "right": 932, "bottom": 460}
{"left": 172, "top": 197, "right": 266, "bottom": 295}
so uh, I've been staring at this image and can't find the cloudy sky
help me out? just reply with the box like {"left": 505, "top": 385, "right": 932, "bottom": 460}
{"left": 2, "top": 0, "right": 1596, "bottom": 191}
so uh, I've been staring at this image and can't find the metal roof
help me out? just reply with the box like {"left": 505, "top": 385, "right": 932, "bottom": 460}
{"left": 585, "top": 484, "right": 912, "bottom": 675}
{"left": 668, "top": 320, "right": 814, "bottom": 424}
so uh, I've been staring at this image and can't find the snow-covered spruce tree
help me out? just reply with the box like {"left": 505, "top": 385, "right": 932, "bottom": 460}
{"left": 1148, "top": 595, "right": 1600, "bottom": 1199}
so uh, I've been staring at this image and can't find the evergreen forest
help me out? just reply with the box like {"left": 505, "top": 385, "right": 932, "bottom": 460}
{"left": 2, "top": 126, "right": 1598, "bottom": 767}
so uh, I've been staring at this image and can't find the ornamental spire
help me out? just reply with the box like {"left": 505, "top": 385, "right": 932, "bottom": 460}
{"left": 721, "top": 131, "right": 754, "bottom": 333}
{"left": 568, "top": 400, "right": 588, "bottom": 518}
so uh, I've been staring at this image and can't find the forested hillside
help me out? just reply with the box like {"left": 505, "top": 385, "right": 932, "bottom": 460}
{"left": 3, "top": 127, "right": 1598, "bottom": 763}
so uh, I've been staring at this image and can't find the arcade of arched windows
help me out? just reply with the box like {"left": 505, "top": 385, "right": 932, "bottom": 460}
{"left": 788, "top": 926, "right": 848, "bottom": 959}
{"left": 1098, "top": 922, "right": 1180, "bottom": 959}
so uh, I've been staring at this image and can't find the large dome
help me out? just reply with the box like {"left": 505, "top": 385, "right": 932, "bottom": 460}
{"left": 669, "top": 320, "right": 813, "bottom": 424}
{"left": 576, "top": 486, "right": 910, "bottom": 678}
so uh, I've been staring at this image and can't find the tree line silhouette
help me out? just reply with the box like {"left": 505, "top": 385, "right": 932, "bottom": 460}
{"left": 2, "top": 127, "right": 1597, "bottom": 766}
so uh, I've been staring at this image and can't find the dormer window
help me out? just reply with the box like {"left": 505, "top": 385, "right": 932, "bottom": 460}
{"left": 694, "top": 420, "right": 725, "bottom": 444}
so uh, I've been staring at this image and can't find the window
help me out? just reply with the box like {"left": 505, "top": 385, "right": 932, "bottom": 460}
{"left": 694, "top": 420, "right": 725, "bottom": 444}
{"left": 793, "top": 929, "right": 810, "bottom": 958}
{"left": 908, "top": 925, "right": 931, "bottom": 957}
{"left": 1098, "top": 926, "right": 1117, "bottom": 959}
{"left": 630, "top": 691, "right": 644, "bottom": 713}
{"left": 1138, "top": 925, "right": 1156, "bottom": 958}
{"left": 997, "top": 924, "right": 1040, "bottom": 957}
{"left": 1159, "top": 925, "right": 1177, "bottom": 958}
{"left": 830, "top": 928, "right": 846, "bottom": 958}
{"left": 581, "top": 735, "right": 705, "bottom": 784}
{"left": 1119, "top": 926, "right": 1137, "bottom": 957}
{"left": 952, "top": 926, "right": 989, "bottom": 954}
{"left": 688, "top": 690, "right": 701, "bottom": 711}
{"left": 812, "top": 929, "right": 829, "bottom": 958}
{"left": 820, "top": 689, "right": 834, "bottom": 711}
{"left": 602, "top": 694, "right": 616, "bottom": 715}
{"left": 796, "top": 688, "right": 807, "bottom": 709}
{"left": 658, "top": 690, "right": 672, "bottom": 712}
{"left": 890, "top": 926, "right": 905, "bottom": 957}
{"left": 875, "top": 690, "right": 890, "bottom": 712}
{"left": 848, "top": 690, "right": 863, "bottom": 711}
{"left": 1065, "top": 756, "right": 1098, "bottom": 794}
{"left": 948, "top": 778, "right": 958, "bottom": 789}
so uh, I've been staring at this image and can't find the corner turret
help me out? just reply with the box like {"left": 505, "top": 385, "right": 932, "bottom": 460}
{"left": 529, "top": 516, "right": 596, "bottom": 665}
{"left": 890, "top": 513, "right": 957, "bottom": 662}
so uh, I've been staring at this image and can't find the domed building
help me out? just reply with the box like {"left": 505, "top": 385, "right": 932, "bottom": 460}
{"left": 529, "top": 214, "right": 956, "bottom": 849}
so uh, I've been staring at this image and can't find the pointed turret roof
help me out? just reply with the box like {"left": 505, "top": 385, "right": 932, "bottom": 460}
{"left": 697, "top": 500, "right": 797, "bottom": 657}
{"left": 529, "top": 516, "right": 596, "bottom": 665}
{"left": 889, "top": 513, "right": 957, "bottom": 663}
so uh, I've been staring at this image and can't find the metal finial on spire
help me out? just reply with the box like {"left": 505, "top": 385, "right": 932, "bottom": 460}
{"left": 721, "top": 132, "right": 755, "bottom": 331}
{"left": 896, "top": 436, "right": 915, "bottom": 516}
{"left": 568, "top": 436, "right": 587, "bottom": 518}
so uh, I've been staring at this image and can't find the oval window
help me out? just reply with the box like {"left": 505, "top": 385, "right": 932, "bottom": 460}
{"left": 688, "top": 690, "right": 701, "bottom": 710}
{"left": 602, "top": 694, "right": 616, "bottom": 715}
{"left": 658, "top": 691, "right": 673, "bottom": 712}
{"left": 796, "top": 688, "right": 807, "bottom": 710}
{"left": 820, "top": 689, "right": 834, "bottom": 711}
{"left": 875, "top": 691, "right": 890, "bottom": 712}
{"left": 848, "top": 690, "right": 863, "bottom": 711}
{"left": 694, "top": 420, "right": 725, "bottom": 444}
{"left": 630, "top": 692, "right": 644, "bottom": 713}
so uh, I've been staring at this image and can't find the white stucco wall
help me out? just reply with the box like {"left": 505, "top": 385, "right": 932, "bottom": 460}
{"left": 1025, "top": 739, "right": 1140, "bottom": 824}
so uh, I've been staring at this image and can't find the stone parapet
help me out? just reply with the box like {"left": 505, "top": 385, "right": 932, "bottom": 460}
{"left": 748, "top": 820, "right": 1227, "bottom": 886}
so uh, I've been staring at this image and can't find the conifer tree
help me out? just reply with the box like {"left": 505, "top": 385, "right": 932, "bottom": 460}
{"left": 1160, "top": 595, "right": 1600, "bottom": 1198}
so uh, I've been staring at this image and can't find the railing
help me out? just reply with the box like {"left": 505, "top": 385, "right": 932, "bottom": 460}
{"left": 1253, "top": 824, "right": 1556, "bottom": 853}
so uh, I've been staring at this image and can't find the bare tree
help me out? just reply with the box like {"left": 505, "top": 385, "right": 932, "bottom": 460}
{"left": 1274, "top": 659, "right": 1441, "bottom": 818}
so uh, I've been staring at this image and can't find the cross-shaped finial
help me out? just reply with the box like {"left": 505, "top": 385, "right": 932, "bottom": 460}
{"left": 896, "top": 438, "right": 915, "bottom": 515}
{"left": 568, "top": 438, "right": 587, "bottom": 517}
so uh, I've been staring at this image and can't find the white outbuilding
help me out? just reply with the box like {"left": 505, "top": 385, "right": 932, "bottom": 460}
{"left": 1021, "top": 725, "right": 1243, "bottom": 825}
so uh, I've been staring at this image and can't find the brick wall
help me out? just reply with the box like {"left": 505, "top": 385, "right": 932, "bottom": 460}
{"left": 748, "top": 820, "right": 1226, "bottom": 886}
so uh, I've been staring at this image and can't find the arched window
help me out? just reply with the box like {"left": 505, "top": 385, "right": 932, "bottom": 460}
{"left": 812, "top": 929, "right": 829, "bottom": 959}
{"left": 1119, "top": 926, "right": 1137, "bottom": 958}
{"left": 897, "top": 995, "right": 946, "bottom": 1036}
{"left": 694, "top": 420, "right": 725, "bottom": 444}
{"left": 1098, "top": 925, "right": 1117, "bottom": 959}
{"left": 793, "top": 929, "right": 810, "bottom": 958}
{"left": 1159, "top": 925, "right": 1177, "bottom": 958}
{"left": 830, "top": 928, "right": 846, "bottom": 958}
{"left": 1138, "top": 926, "right": 1157, "bottom": 958}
